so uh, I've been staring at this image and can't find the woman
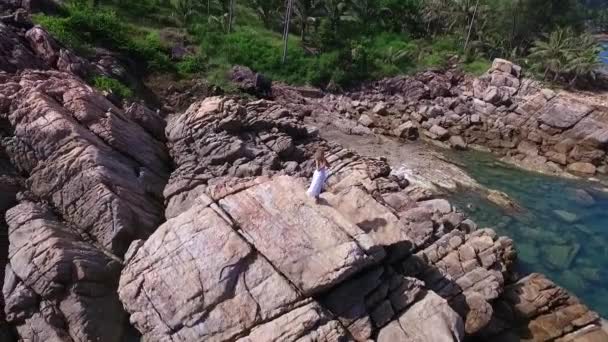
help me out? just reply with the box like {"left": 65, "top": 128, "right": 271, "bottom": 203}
{"left": 307, "top": 148, "right": 330, "bottom": 203}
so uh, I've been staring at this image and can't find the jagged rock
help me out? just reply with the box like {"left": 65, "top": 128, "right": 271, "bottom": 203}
{"left": 491, "top": 58, "right": 521, "bottom": 78}
{"left": 123, "top": 102, "right": 167, "bottom": 142}
{"left": 382, "top": 191, "right": 414, "bottom": 212}
{"left": 1, "top": 71, "right": 169, "bottom": 254}
{"left": 56, "top": 48, "right": 89, "bottom": 77}
{"left": 486, "top": 190, "right": 521, "bottom": 212}
{"left": 372, "top": 102, "right": 389, "bottom": 116}
{"left": 230, "top": 65, "right": 272, "bottom": 97}
{"left": 358, "top": 114, "right": 374, "bottom": 127}
{"left": 487, "top": 274, "right": 603, "bottom": 341}
{"left": 425, "top": 125, "right": 450, "bottom": 140}
{"left": 517, "top": 140, "right": 539, "bottom": 156}
{"left": 0, "top": 22, "right": 45, "bottom": 72}
{"left": 4, "top": 202, "right": 125, "bottom": 341}
{"left": 463, "top": 292, "right": 494, "bottom": 334}
{"left": 394, "top": 121, "right": 418, "bottom": 140}
{"left": 0, "top": 18, "right": 604, "bottom": 341}
{"left": 25, "top": 25, "right": 59, "bottom": 66}
{"left": 449, "top": 135, "right": 467, "bottom": 150}
{"left": 377, "top": 291, "right": 464, "bottom": 342}
{"left": 417, "top": 199, "right": 452, "bottom": 214}
{"left": 119, "top": 201, "right": 303, "bottom": 341}
{"left": 546, "top": 151, "right": 568, "bottom": 165}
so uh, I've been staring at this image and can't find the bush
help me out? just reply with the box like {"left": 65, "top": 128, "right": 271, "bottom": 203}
{"left": 177, "top": 54, "right": 207, "bottom": 75}
{"left": 92, "top": 76, "right": 133, "bottom": 99}
{"left": 33, "top": 4, "right": 172, "bottom": 72}
{"left": 32, "top": 14, "right": 87, "bottom": 53}
{"left": 462, "top": 59, "right": 491, "bottom": 76}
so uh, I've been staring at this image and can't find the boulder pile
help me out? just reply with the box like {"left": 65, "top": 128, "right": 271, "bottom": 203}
{"left": 280, "top": 59, "right": 608, "bottom": 177}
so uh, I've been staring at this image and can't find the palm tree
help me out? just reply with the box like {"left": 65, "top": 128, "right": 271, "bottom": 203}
{"left": 322, "top": 0, "right": 349, "bottom": 33}
{"left": 174, "top": 0, "right": 198, "bottom": 26}
{"left": 529, "top": 28, "right": 572, "bottom": 81}
{"left": 564, "top": 33, "right": 601, "bottom": 86}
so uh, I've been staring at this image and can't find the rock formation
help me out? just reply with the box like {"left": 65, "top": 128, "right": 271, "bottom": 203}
{"left": 279, "top": 59, "right": 608, "bottom": 178}
{"left": 0, "top": 4, "right": 605, "bottom": 342}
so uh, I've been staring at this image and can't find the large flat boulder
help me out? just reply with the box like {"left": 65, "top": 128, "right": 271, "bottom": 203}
{"left": 323, "top": 186, "right": 414, "bottom": 260}
{"left": 219, "top": 176, "right": 377, "bottom": 295}
{"left": 377, "top": 291, "right": 464, "bottom": 342}
{"left": 3, "top": 201, "right": 125, "bottom": 342}
{"left": 538, "top": 96, "right": 594, "bottom": 129}
{"left": 119, "top": 201, "right": 303, "bottom": 341}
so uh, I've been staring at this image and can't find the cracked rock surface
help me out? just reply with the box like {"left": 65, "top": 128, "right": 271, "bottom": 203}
{"left": 0, "top": 6, "right": 605, "bottom": 342}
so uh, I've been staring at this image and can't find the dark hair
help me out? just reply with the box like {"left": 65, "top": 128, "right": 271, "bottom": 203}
{"left": 314, "top": 148, "right": 325, "bottom": 162}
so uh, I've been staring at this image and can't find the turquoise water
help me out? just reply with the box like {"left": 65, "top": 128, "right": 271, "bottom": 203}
{"left": 447, "top": 151, "right": 608, "bottom": 317}
{"left": 601, "top": 43, "right": 608, "bottom": 64}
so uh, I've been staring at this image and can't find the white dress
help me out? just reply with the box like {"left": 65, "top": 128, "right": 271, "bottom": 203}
{"left": 307, "top": 167, "right": 328, "bottom": 198}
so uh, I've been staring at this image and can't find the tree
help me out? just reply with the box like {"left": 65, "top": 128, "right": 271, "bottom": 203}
{"left": 529, "top": 27, "right": 600, "bottom": 86}
{"left": 293, "top": 0, "right": 323, "bottom": 41}
{"left": 174, "top": 0, "right": 198, "bottom": 26}
{"left": 249, "top": 0, "right": 282, "bottom": 28}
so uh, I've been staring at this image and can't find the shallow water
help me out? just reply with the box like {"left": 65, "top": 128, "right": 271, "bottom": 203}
{"left": 447, "top": 151, "right": 608, "bottom": 317}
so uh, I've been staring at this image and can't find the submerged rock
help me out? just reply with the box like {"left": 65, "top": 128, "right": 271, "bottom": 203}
{"left": 554, "top": 209, "right": 579, "bottom": 223}
{"left": 543, "top": 242, "right": 580, "bottom": 269}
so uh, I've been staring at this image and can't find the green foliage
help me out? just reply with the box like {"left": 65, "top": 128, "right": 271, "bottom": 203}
{"left": 32, "top": 14, "right": 85, "bottom": 52}
{"left": 528, "top": 27, "right": 601, "bottom": 86}
{"left": 461, "top": 58, "right": 491, "bottom": 76}
{"left": 33, "top": 0, "right": 601, "bottom": 91}
{"left": 92, "top": 76, "right": 134, "bottom": 99}
{"left": 33, "top": 2, "right": 172, "bottom": 72}
{"left": 176, "top": 54, "right": 207, "bottom": 75}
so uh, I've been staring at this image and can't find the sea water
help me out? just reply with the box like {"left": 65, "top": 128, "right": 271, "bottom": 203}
{"left": 447, "top": 151, "right": 608, "bottom": 317}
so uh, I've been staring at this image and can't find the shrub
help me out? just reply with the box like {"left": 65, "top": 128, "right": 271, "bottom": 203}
{"left": 92, "top": 76, "right": 134, "bottom": 99}
{"left": 33, "top": 4, "right": 172, "bottom": 72}
{"left": 462, "top": 59, "right": 491, "bottom": 76}
{"left": 177, "top": 54, "right": 207, "bottom": 75}
{"left": 32, "top": 14, "right": 87, "bottom": 53}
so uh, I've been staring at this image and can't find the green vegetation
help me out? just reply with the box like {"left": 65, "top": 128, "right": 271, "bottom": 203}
{"left": 33, "top": 2, "right": 172, "bottom": 72}
{"left": 32, "top": 0, "right": 604, "bottom": 89}
{"left": 528, "top": 28, "right": 601, "bottom": 87}
{"left": 91, "top": 76, "right": 134, "bottom": 99}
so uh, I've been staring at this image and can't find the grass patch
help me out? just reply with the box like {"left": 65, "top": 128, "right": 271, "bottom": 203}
{"left": 92, "top": 76, "right": 133, "bottom": 99}
{"left": 462, "top": 58, "right": 492, "bottom": 76}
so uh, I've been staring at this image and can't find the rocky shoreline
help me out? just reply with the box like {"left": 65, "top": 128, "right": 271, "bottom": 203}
{"left": 266, "top": 58, "right": 608, "bottom": 182}
{"left": 0, "top": 3, "right": 607, "bottom": 341}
